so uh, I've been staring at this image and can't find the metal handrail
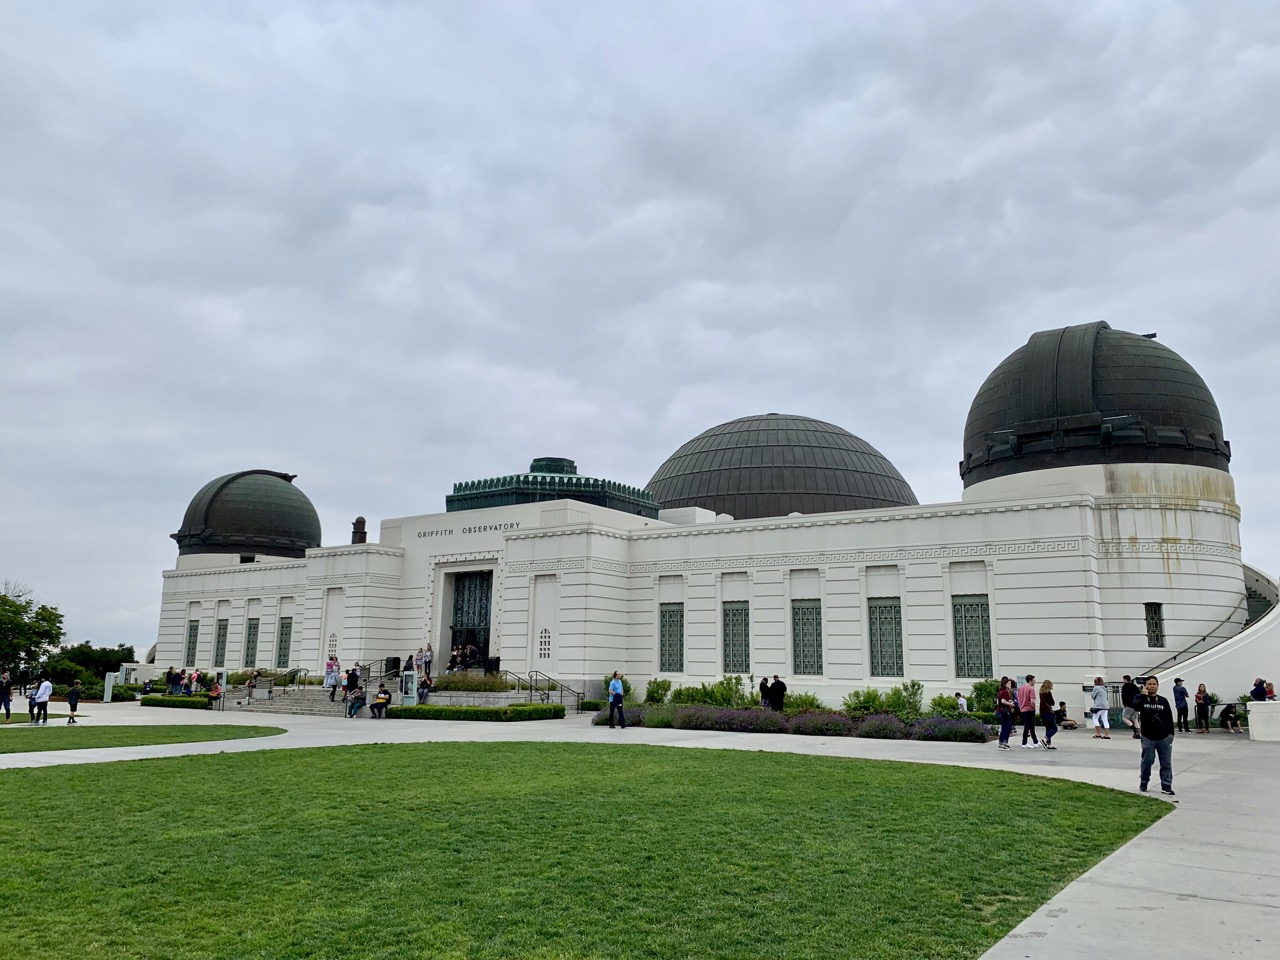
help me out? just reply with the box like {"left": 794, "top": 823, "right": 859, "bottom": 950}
{"left": 1146, "top": 594, "right": 1248, "bottom": 675}
{"left": 527, "top": 670, "right": 583, "bottom": 712}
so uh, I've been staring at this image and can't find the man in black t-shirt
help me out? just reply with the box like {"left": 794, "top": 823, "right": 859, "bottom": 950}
{"left": 1136, "top": 677, "right": 1176, "bottom": 797}
{"left": 1121, "top": 675, "right": 1141, "bottom": 739}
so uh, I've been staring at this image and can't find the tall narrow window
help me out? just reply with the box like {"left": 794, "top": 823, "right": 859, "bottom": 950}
{"left": 538, "top": 627, "right": 552, "bottom": 660}
{"left": 213, "top": 619, "right": 228, "bottom": 668}
{"left": 243, "top": 618, "right": 259, "bottom": 668}
{"left": 184, "top": 620, "right": 199, "bottom": 667}
{"left": 722, "top": 601, "right": 750, "bottom": 674}
{"left": 868, "top": 598, "right": 904, "bottom": 677}
{"left": 275, "top": 617, "right": 293, "bottom": 669}
{"left": 659, "top": 603, "right": 684, "bottom": 673}
{"left": 952, "top": 595, "right": 993, "bottom": 678}
{"left": 1144, "top": 603, "right": 1165, "bottom": 648}
{"left": 792, "top": 600, "right": 823, "bottom": 675}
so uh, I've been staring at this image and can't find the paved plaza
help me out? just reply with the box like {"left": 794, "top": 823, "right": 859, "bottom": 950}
{"left": 2, "top": 704, "right": 1275, "bottom": 958}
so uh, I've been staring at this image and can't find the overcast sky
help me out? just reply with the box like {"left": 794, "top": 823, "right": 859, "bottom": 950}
{"left": 2, "top": 1, "right": 1277, "bottom": 653}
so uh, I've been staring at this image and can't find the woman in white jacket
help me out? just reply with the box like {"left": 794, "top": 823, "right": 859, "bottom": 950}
{"left": 1090, "top": 678, "right": 1111, "bottom": 740}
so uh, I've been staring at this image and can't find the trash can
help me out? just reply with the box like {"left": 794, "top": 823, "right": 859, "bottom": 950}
{"left": 385, "top": 655, "right": 401, "bottom": 676}
{"left": 484, "top": 656, "right": 501, "bottom": 675}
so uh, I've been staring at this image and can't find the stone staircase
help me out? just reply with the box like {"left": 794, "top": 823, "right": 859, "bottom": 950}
{"left": 228, "top": 685, "right": 568, "bottom": 718}
{"left": 228, "top": 686, "right": 350, "bottom": 718}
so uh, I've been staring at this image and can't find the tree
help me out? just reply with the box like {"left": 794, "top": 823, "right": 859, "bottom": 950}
{"left": 0, "top": 582, "right": 66, "bottom": 669}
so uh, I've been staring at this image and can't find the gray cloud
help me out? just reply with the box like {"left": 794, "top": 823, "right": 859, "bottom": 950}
{"left": 2, "top": 1, "right": 1277, "bottom": 648}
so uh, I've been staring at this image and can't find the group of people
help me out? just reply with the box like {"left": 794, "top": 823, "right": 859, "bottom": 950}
{"left": 758, "top": 675, "right": 788, "bottom": 712}
{"left": 162, "top": 666, "right": 208, "bottom": 696}
{"left": 0, "top": 668, "right": 56, "bottom": 724}
{"left": 443, "top": 644, "right": 478, "bottom": 675}
{"left": 994, "top": 675, "right": 1063, "bottom": 751}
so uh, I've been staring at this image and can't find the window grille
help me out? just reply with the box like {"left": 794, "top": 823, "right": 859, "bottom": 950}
{"left": 952, "top": 595, "right": 993, "bottom": 678}
{"left": 184, "top": 620, "right": 199, "bottom": 668}
{"left": 791, "top": 600, "right": 823, "bottom": 675}
{"left": 243, "top": 618, "right": 259, "bottom": 668}
{"left": 275, "top": 617, "right": 293, "bottom": 669}
{"left": 213, "top": 619, "right": 228, "bottom": 668}
{"left": 722, "top": 602, "right": 750, "bottom": 674}
{"left": 538, "top": 627, "right": 552, "bottom": 659}
{"left": 1144, "top": 602, "right": 1165, "bottom": 648}
{"left": 868, "top": 598, "right": 904, "bottom": 676}
{"left": 659, "top": 603, "right": 684, "bottom": 673}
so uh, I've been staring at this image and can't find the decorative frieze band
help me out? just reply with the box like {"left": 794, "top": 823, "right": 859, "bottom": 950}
{"left": 1098, "top": 540, "right": 1240, "bottom": 559}
{"left": 507, "top": 559, "right": 587, "bottom": 573}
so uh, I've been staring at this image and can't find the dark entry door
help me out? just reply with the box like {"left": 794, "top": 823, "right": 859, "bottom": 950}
{"left": 451, "top": 571, "right": 492, "bottom": 663}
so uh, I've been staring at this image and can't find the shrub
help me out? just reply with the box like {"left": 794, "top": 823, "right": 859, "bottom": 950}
{"left": 671, "top": 706, "right": 789, "bottom": 734}
{"left": 842, "top": 688, "right": 887, "bottom": 718}
{"left": 591, "top": 705, "right": 647, "bottom": 727}
{"left": 386, "top": 704, "right": 564, "bottom": 721}
{"left": 781, "top": 692, "right": 828, "bottom": 717}
{"left": 639, "top": 703, "right": 676, "bottom": 728}
{"left": 579, "top": 699, "right": 605, "bottom": 712}
{"left": 969, "top": 678, "right": 1001, "bottom": 714}
{"left": 910, "top": 716, "right": 990, "bottom": 743}
{"left": 854, "top": 714, "right": 907, "bottom": 739}
{"left": 141, "top": 695, "right": 210, "bottom": 709}
{"left": 644, "top": 678, "right": 672, "bottom": 704}
{"left": 883, "top": 680, "right": 925, "bottom": 722}
{"left": 928, "top": 693, "right": 963, "bottom": 717}
{"left": 433, "top": 674, "right": 516, "bottom": 693}
{"left": 671, "top": 675, "right": 749, "bottom": 708}
{"left": 790, "top": 711, "right": 857, "bottom": 737}
{"left": 109, "top": 684, "right": 143, "bottom": 702}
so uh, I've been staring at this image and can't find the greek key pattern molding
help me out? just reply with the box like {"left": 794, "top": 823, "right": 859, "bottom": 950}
{"left": 1098, "top": 540, "right": 1240, "bottom": 559}
{"left": 507, "top": 559, "right": 588, "bottom": 574}
{"left": 629, "top": 539, "right": 1082, "bottom": 575}
{"left": 589, "top": 559, "right": 630, "bottom": 575}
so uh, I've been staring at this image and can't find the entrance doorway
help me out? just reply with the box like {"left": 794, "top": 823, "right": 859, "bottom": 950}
{"left": 450, "top": 570, "right": 492, "bottom": 667}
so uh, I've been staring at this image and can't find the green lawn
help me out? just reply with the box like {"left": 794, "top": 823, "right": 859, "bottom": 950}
{"left": 0, "top": 743, "right": 1167, "bottom": 960}
{"left": 0, "top": 724, "right": 285, "bottom": 754}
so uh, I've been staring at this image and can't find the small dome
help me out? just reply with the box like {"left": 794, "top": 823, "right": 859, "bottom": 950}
{"left": 646, "top": 414, "right": 918, "bottom": 520}
{"left": 172, "top": 470, "right": 321, "bottom": 558}
{"left": 961, "top": 322, "right": 1230, "bottom": 487}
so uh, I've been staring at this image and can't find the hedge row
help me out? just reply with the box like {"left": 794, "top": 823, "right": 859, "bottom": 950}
{"left": 386, "top": 703, "right": 565, "bottom": 722}
{"left": 140, "top": 695, "right": 211, "bottom": 710}
{"left": 579, "top": 699, "right": 605, "bottom": 712}
{"left": 591, "top": 705, "right": 990, "bottom": 743}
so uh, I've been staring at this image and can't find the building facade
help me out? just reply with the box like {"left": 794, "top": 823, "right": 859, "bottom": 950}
{"left": 152, "top": 323, "right": 1278, "bottom": 701}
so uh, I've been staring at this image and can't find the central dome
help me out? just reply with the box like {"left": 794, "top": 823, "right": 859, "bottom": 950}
{"left": 646, "top": 414, "right": 918, "bottom": 521}
{"left": 172, "top": 470, "right": 321, "bottom": 559}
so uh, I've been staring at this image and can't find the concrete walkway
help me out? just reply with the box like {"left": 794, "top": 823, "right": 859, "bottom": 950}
{"left": 2, "top": 705, "right": 1276, "bottom": 958}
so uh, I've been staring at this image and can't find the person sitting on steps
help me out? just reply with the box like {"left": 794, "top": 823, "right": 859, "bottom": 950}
{"left": 369, "top": 683, "right": 392, "bottom": 719}
{"left": 346, "top": 685, "right": 366, "bottom": 718}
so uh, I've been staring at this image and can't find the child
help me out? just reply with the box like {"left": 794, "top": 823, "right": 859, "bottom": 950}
{"left": 67, "top": 680, "right": 82, "bottom": 724}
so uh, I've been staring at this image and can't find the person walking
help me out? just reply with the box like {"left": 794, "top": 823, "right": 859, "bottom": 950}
{"left": 1017, "top": 674, "right": 1041, "bottom": 749}
{"left": 0, "top": 669, "right": 12, "bottom": 723}
{"left": 607, "top": 671, "right": 626, "bottom": 729}
{"left": 1121, "top": 675, "right": 1141, "bottom": 739}
{"left": 33, "top": 673, "right": 52, "bottom": 724}
{"left": 1090, "top": 677, "right": 1111, "bottom": 739}
{"left": 66, "top": 679, "right": 82, "bottom": 724}
{"left": 1193, "top": 683, "right": 1210, "bottom": 733}
{"left": 1172, "top": 678, "right": 1190, "bottom": 733}
{"left": 995, "top": 677, "right": 1015, "bottom": 750}
{"left": 1135, "top": 676, "right": 1176, "bottom": 797}
{"left": 1038, "top": 679, "right": 1057, "bottom": 750}
{"left": 324, "top": 657, "right": 340, "bottom": 701}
